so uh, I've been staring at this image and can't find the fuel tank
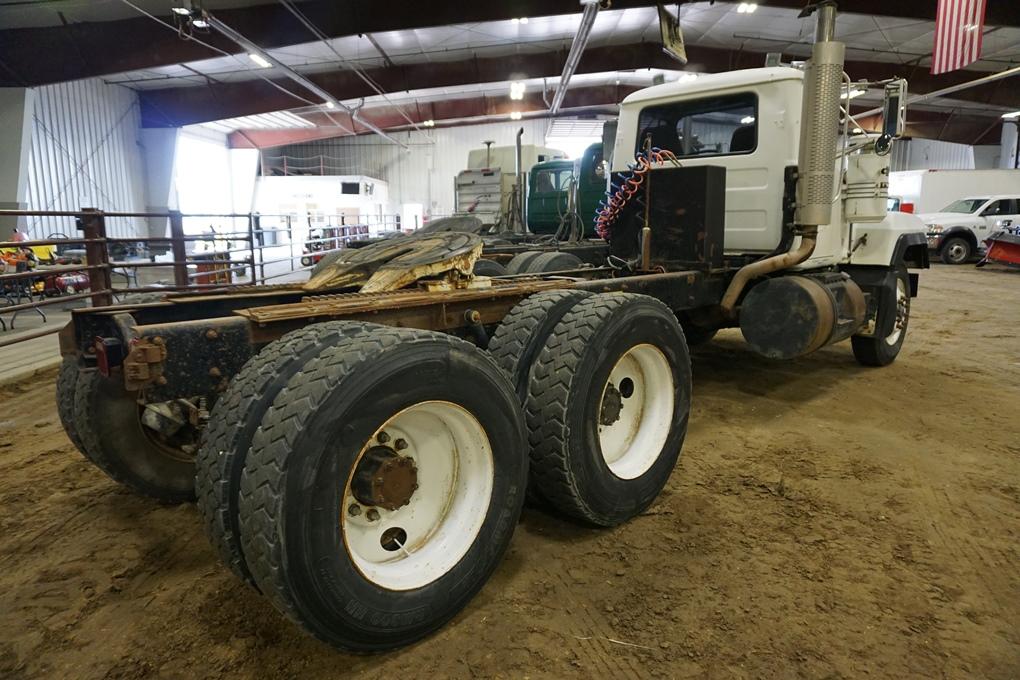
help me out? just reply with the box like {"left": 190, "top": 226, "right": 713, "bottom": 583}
{"left": 739, "top": 272, "right": 866, "bottom": 360}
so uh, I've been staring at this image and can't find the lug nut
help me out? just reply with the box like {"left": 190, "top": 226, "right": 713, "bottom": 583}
{"left": 366, "top": 509, "right": 381, "bottom": 522}
{"left": 395, "top": 438, "right": 408, "bottom": 450}
{"left": 347, "top": 503, "right": 361, "bottom": 517}
{"left": 377, "top": 431, "right": 390, "bottom": 444}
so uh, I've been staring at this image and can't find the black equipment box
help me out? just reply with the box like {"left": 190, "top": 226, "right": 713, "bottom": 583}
{"left": 608, "top": 165, "right": 726, "bottom": 269}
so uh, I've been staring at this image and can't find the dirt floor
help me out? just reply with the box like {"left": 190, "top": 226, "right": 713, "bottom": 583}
{"left": 1, "top": 264, "right": 1018, "bottom": 679}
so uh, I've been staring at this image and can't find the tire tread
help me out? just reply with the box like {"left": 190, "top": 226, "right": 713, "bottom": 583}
{"left": 195, "top": 320, "right": 371, "bottom": 585}
{"left": 237, "top": 324, "right": 502, "bottom": 633}
{"left": 524, "top": 293, "right": 688, "bottom": 525}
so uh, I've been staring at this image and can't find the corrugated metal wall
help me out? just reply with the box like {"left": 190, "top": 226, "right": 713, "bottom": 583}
{"left": 889, "top": 138, "right": 976, "bottom": 172}
{"left": 23, "top": 79, "right": 147, "bottom": 240}
{"left": 268, "top": 119, "right": 552, "bottom": 215}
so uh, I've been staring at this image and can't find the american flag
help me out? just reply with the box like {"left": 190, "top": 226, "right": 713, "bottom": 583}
{"left": 931, "top": 0, "right": 987, "bottom": 75}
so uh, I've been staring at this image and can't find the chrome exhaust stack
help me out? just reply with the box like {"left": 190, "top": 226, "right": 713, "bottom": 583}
{"left": 719, "top": 0, "right": 845, "bottom": 317}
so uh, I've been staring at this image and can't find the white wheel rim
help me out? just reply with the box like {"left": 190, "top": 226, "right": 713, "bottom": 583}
{"left": 342, "top": 401, "right": 494, "bottom": 591}
{"left": 885, "top": 278, "right": 908, "bottom": 346}
{"left": 597, "top": 344, "right": 674, "bottom": 480}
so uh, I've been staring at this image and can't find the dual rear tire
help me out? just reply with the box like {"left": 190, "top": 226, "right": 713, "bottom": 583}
{"left": 58, "top": 358, "right": 196, "bottom": 504}
{"left": 58, "top": 291, "right": 692, "bottom": 652}
{"left": 491, "top": 291, "right": 692, "bottom": 525}
{"left": 197, "top": 293, "right": 691, "bottom": 650}
{"left": 197, "top": 322, "right": 528, "bottom": 651}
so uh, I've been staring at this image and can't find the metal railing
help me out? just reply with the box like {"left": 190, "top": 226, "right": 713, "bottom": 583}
{"left": 0, "top": 208, "right": 398, "bottom": 348}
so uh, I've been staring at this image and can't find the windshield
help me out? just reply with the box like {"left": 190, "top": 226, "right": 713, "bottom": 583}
{"left": 939, "top": 198, "right": 986, "bottom": 214}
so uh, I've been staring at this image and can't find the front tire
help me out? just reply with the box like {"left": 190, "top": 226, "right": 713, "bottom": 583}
{"left": 852, "top": 266, "right": 910, "bottom": 367}
{"left": 525, "top": 293, "right": 691, "bottom": 526}
{"left": 940, "top": 236, "right": 971, "bottom": 265}
{"left": 237, "top": 325, "right": 527, "bottom": 651}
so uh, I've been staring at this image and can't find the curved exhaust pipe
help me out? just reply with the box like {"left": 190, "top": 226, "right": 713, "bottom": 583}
{"left": 720, "top": 1, "right": 843, "bottom": 318}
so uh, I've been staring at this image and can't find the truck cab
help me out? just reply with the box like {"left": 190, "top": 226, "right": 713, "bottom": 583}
{"left": 527, "top": 142, "right": 604, "bottom": 236}
{"left": 611, "top": 66, "right": 927, "bottom": 272}
{"left": 919, "top": 195, "right": 1020, "bottom": 264}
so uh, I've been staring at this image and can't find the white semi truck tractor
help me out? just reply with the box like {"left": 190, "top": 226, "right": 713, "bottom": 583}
{"left": 606, "top": 0, "right": 927, "bottom": 365}
{"left": 55, "top": 1, "right": 928, "bottom": 653}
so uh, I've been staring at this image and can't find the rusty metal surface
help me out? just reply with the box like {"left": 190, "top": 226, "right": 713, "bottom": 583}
{"left": 123, "top": 336, "right": 167, "bottom": 391}
{"left": 303, "top": 232, "right": 484, "bottom": 293}
{"left": 129, "top": 317, "right": 256, "bottom": 401}
{"left": 352, "top": 447, "right": 419, "bottom": 511}
{"left": 239, "top": 277, "right": 567, "bottom": 325}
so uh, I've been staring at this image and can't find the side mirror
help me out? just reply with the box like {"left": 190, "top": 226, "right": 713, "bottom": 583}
{"left": 882, "top": 79, "right": 907, "bottom": 139}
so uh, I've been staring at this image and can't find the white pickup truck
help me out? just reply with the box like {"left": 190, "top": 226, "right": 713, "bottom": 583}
{"left": 919, "top": 195, "right": 1020, "bottom": 264}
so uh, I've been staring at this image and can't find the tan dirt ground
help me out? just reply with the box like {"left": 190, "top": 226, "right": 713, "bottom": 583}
{"left": 0, "top": 264, "right": 1018, "bottom": 679}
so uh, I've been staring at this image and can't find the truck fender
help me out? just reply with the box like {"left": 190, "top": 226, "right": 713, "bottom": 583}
{"left": 892, "top": 232, "right": 930, "bottom": 269}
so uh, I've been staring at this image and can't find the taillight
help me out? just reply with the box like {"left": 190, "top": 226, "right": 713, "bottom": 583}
{"left": 93, "top": 337, "right": 123, "bottom": 376}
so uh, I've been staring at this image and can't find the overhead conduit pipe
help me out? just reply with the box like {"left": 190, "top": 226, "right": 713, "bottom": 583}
{"left": 202, "top": 12, "right": 409, "bottom": 150}
{"left": 549, "top": 0, "right": 603, "bottom": 116}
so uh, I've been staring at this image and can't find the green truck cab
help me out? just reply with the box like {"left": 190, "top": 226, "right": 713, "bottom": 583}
{"left": 527, "top": 143, "right": 604, "bottom": 236}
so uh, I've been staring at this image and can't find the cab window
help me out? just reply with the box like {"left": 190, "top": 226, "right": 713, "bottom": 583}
{"left": 534, "top": 169, "right": 572, "bottom": 193}
{"left": 636, "top": 92, "right": 758, "bottom": 158}
{"left": 982, "top": 199, "right": 1016, "bottom": 216}
{"left": 941, "top": 198, "right": 984, "bottom": 213}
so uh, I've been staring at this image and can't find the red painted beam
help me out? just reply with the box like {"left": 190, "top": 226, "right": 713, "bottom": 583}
{"left": 140, "top": 39, "right": 1020, "bottom": 128}
{"left": 227, "top": 86, "right": 636, "bottom": 149}
{"left": 851, "top": 108, "right": 1004, "bottom": 146}
{"left": 140, "top": 43, "right": 684, "bottom": 127}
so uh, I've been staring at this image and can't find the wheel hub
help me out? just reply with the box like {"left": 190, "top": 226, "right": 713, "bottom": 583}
{"left": 351, "top": 446, "right": 418, "bottom": 511}
{"left": 600, "top": 382, "right": 624, "bottom": 426}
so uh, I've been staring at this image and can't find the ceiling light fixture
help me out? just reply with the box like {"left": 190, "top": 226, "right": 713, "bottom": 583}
{"left": 740, "top": 115, "right": 756, "bottom": 124}
{"left": 737, "top": 3, "right": 758, "bottom": 13}
{"left": 509, "top": 81, "right": 526, "bottom": 100}
{"left": 423, "top": 119, "right": 436, "bottom": 127}
{"left": 510, "top": 111, "right": 523, "bottom": 120}
{"left": 843, "top": 88, "right": 866, "bottom": 99}
{"left": 677, "top": 73, "right": 698, "bottom": 83}
{"left": 1001, "top": 111, "right": 1020, "bottom": 119}
{"left": 249, "top": 52, "right": 272, "bottom": 68}
{"left": 191, "top": 17, "right": 209, "bottom": 29}
{"left": 511, "top": 17, "right": 529, "bottom": 25}
{"left": 324, "top": 101, "right": 335, "bottom": 108}
{"left": 171, "top": 6, "right": 191, "bottom": 15}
